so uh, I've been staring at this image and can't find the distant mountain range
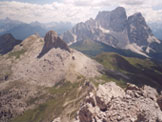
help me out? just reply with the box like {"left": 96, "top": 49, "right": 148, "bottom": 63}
{"left": 0, "top": 33, "right": 22, "bottom": 54}
{"left": 62, "top": 7, "right": 162, "bottom": 60}
{"left": 0, "top": 17, "right": 72, "bottom": 40}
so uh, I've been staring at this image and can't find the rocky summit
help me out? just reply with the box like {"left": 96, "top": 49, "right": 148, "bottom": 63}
{"left": 127, "top": 12, "right": 153, "bottom": 46}
{"left": 38, "top": 30, "right": 70, "bottom": 58}
{"left": 96, "top": 7, "right": 127, "bottom": 32}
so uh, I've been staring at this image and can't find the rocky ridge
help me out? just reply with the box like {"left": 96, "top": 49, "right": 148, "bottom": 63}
{"left": 0, "top": 31, "right": 103, "bottom": 122}
{"left": 10, "top": 31, "right": 102, "bottom": 87}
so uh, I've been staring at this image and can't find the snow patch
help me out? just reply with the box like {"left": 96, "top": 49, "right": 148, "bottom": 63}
{"left": 125, "top": 43, "right": 149, "bottom": 57}
{"left": 99, "top": 26, "right": 110, "bottom": 33}
{"left": 146, "top": 46, "right": 155, "bottom": 53}
{"left": 68, "top": 33, "right": 77, "bottom": 46}
{"left": 147, "top": 35, "right": 161, "bottom": 44}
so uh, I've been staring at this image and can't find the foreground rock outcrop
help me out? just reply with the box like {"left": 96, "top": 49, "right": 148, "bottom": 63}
{"left": 75, "top": 82, "right": 162, "bottom": 122}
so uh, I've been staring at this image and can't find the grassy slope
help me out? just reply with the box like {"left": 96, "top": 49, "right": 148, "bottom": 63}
{"left": 8, "top": 49, "right": 26, "bottom": 59}
{"left": 71, "top": 40, "right": 162, "bottom": 89}
{"left": 95, "top": 52, "right": 162, "bottom": 90}
{"left": 70, "top": 40, "right": 109, "bottom": 56}
{"left": 70, "top": 40, "right": 145, "bottom": 58}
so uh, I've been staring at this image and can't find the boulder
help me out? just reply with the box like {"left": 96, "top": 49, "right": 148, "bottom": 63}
{"left": 96, "top": 82, "right": 125, "bottom": 104}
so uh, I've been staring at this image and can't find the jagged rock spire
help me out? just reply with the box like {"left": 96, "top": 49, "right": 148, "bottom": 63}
{"left": 38, "top": 30, "right": 70, "bottom": 58}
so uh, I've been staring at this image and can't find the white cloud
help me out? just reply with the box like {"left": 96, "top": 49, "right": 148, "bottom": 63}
{"left": 0, "top": 0, "right": 162, "bottom": 23}
{"left": 122, "top": 0, "right": 144, "bottom": 6}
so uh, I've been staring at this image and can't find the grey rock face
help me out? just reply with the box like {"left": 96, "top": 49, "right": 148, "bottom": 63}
{"left": 61, "top": 7, "right": 129, "bottom": 47}
{"left": 96, "top": 7, "right": 127, "bottom": 32}
{"left": 109, "top": 7, "right": 128, "bottom": 32}
{"left": 72, "top": 22, "right": 93, "bottom": 41}
{"left": 38, "top": 30, "right": 70, "bottom": 58}
{"left": 95, "top": 11, "right": 111, "bottom": 29}
{"left": 62, "top": 31, "right": 75, "bottom": 44}
{"left": 127, "top": 12, "right": 153, "bottom": 46}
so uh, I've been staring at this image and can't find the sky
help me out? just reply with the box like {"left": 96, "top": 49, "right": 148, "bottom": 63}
{"left": 0, "top": 0, "right": 162, "bottom": 24}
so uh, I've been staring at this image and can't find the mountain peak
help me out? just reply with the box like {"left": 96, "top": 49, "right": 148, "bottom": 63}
{"left": 95, "top": 6, "right": 127, "bottom": 32}
{"left": 0, "top": 33, "right": 22, "bottom": 54}
{"left": 133, "top": 12, "right": 142, "bottom": 17}
{"left": 1, "top": 33, "right": 15, "bottom": 40}
{"left": 113, "top": 6, "right": 126, "bottom": 13}
{"left": 127, "top": 12, "right": 154, "bottom": 46}
{"left": 45, "top": 30, "right": 58, "bottom": 41}
{"left": 38, "top": 30, "right": 70, "bottom": 58}
{"left": 128, "top": 12, "right": 144, "bottom": 21}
